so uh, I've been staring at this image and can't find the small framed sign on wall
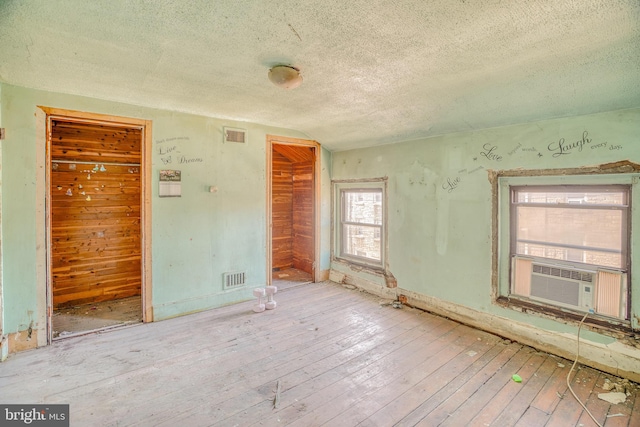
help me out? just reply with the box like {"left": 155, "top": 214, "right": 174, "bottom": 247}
{"left": 159, "top": 170, "right": 181, "bottom": 197}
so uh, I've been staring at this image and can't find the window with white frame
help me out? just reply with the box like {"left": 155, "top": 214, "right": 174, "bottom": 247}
{"left": 502, "top": 181, "right": 631, "bottom": 321}
{"left": 334, "top": 181, "right": 385, "bottom": 268}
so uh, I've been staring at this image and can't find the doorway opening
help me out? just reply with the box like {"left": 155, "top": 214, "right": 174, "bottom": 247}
{"left": 44, "top": 110, "right": 152, "bottom": 340}
{"left": 267, "top": 136, "right": 321, "bottom": 291}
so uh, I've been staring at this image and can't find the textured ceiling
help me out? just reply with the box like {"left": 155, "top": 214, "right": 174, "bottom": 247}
{"left": 1, "top": 1, "right": 639, "bottom": 151}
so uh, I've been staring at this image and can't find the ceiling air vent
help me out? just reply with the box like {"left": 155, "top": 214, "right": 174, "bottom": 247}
{"left": 223, "top": 127, "right": 247, "bottom": 144}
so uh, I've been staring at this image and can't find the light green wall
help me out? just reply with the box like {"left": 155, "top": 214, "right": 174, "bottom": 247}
{"left": 0, "top": 82, "right": 3, "bottom": 336}
{"left": 331, "top": 108, "right": 640, "bottom": 333}
{"left": 1, "top": 84, "right": 41, "bottom": 335}
{"left": 0, "top": 83, "right": 331, "bottom": 334}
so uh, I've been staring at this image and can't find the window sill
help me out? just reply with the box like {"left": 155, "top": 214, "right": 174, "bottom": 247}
{"left": 332, "top": 256, "right": 385, "bottom": 274}
{"left": 496, "top": 295, "right": 634, "bottom": 336}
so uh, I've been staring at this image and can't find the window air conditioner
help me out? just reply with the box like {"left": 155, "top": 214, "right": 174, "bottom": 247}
{"left": 511, "top": 256, "right": 626, "bottom": 318}
{"left": 529, "top": 262, "right": 595, "bottom": 311}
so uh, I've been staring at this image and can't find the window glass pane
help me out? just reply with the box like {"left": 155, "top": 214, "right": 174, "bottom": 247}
{"left": 516, "top": 190, "right": 625, "bottom": 205}
{"left": 342, "top": 224, "right": 381, "bottom": 262}
{"left": 515, "top": 242, "right": 622, "bottom": 268}
{"left": 343, "top": 190, "right": 382, "bottom": 225}
{"left": 515, "top": 205, "right": 623, "bottom": 269}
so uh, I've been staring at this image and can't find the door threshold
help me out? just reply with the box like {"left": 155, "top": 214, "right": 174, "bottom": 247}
{"left": 277, "top": 280, "right": 312, "bottom": 292}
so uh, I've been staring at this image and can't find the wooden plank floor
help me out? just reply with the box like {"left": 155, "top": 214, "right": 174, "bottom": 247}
{"left": 1, "top": 281, "right": 638, "bottom": 426}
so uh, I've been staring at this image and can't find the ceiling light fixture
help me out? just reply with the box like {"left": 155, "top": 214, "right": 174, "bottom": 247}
{"left": 268, "top": 65, "right": 303, "bottom": 89}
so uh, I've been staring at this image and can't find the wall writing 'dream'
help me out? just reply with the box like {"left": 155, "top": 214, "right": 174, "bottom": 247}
{"left": 155, "top": 137, "right": 204, "bottom": 166}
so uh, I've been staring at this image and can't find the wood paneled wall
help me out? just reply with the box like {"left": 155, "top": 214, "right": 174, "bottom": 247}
{"left": 271, "top": 145, "right": 315, "bottom": 275}
{"left": 50, "top": 120, "right": 142, "bottom": 308}
{"left": 272, "top": 151, "right": 294, "bottom": 270}
{"left": 50, "top": 121, "right": 141, "bottom": 164}
{"left": 292, "top": 161, "right": 314, "bottom": 274}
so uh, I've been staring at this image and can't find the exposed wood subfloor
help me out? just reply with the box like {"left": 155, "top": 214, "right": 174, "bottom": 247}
{"left": 1, "top": 282, "right": 638, "bottom": 426}
{"left": 52, "top": 296, "right": 142, "bottom": 338}
{"left": 273, "top": 267, "right": 313, "bottom": 291}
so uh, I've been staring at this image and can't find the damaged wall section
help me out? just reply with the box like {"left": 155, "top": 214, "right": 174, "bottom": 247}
{"left": 329, "top": 108, "right": 640, "bottom": 382}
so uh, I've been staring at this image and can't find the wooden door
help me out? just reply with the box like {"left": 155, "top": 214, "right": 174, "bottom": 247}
{"left": 49, "top": 120, "right": 142, "bottom": 308}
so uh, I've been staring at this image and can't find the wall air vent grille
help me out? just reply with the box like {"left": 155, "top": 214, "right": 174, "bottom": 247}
{"left": 223, "top": 271, "right": 246, "bottom": 289}
{"left": 223, "top": 127, "right": 247, "bottom": 144}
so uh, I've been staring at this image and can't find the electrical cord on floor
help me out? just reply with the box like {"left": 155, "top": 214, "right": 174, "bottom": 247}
{"left": 566, "top": 310, "right": 603, "bottom": 427}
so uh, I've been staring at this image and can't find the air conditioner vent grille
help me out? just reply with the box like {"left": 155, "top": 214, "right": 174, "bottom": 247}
{"left": 532, "top": 264, "right": 593, "bottom": 282}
